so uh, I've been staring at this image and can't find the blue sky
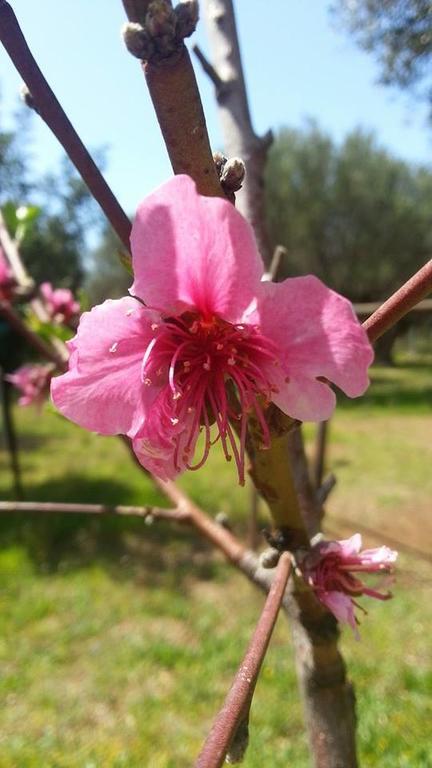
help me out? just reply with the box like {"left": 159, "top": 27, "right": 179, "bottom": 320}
{"left": 1, "top": 0, "right": 431, "bottom": 217}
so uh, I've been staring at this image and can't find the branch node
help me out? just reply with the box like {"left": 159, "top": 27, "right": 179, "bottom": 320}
{"left": 316, "top": 473, "right": 337, "bottom": 507}
{"left": 122, "top": 22, "right": 154, "bottom": 60}
{"left": 220, "top": 156, "right": 245, "bottom": 192}
{"left": 260, "top": 128, "right": 274, "bottom": 150}
{"left": 192, "top": 43, "right": 225, "bottom": 92}
{"left": 123, "top": 1, "right": 198, "bottom": 63}
{"left": 175, "top": 0, "right": 199, "bottom": 39}
{"left": 212, "top": 152, "right": 245, "bottom": 202}
{"left": 215, "top": 511, "right": 232, "bottom": 531}
{"left": 19, "top": 83, "right": 39, "bottom": 114}
{"left": 226, "top": 711, "right": 250, "bottom": 763}
{"left": 259, "top": 547, "right": 281, "bottom": 569}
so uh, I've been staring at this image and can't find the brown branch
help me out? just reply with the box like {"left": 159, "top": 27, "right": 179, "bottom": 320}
{"left": 313, "top": 420, "right": 329, "bottom": 490}
{"left": 287, "top": 427, "right": 322, "bottom": 540}
{"left": 122, "top": 3, "right": 223, "bottom": 198}
{"left": 0, "top": 0, "right": 132, "bottom": 252}
{"left": 354, "top": 297, "right": 432, "bottom": 316}
{"left": 155, "top": 478, "right": 247, "bottom": 565}
{"left": 0, "top": 500, "right": 186, "bottom": 521}
{"left": 195, "top": 553, "right": 292, "bottom": 768}
{"left": 192, "top": 43, "right": 225, "bottom": 93}
{"left": 200, "top": 0, "right": 273, "bottom": 263}
{"left": 316, "top": 473, "right": 337, "bottom": 507}
{"left": 363, "top": 259, "right": 432, "bottom": 343}
{"left": 0, "top": 300, "right": 67, "bottom": 368}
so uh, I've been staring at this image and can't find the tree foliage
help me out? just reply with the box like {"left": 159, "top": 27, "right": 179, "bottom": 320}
{"left": 1, "top": 103, "right": 98, "bottom": 289}
{"left": 333, "top": 0, "right": 432, "bottom": 113}
{"left": 85, "top": 225, "right": 132, "bottom": 305}
{"left": 265, "top": 123, "right": 432, "bottom": 302}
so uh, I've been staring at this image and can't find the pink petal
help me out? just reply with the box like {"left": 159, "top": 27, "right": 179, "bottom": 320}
{"left": 360, "top": 546, "right": 398, "bottom": 565}
{"left": 51, "top": 297, "right": 159, "bottom": 436}
{"left": 270, "top": 370, "right": 337, "bottom": 422}
{"left": 338, "top": 534, "right": 363, "bottom": 559}
{"left": 258, "top": 276, "right": 373, "bottom": 420}
{"left": 130, "top": 175, "right": 263, "bottom": 322}
{"left": 132, "top": 396, "right": 200, "bottom": 480}
{"left": 321, "top": 591, "right": 357, "bottom": 631}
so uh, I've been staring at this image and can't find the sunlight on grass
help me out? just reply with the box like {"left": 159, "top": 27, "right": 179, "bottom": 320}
{"left": 0, "top": 359, "right": 431, "bottom": 766}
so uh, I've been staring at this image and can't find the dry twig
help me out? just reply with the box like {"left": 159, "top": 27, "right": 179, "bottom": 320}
{"left": 195, "top": 553, "right": 292, "bottom": 768}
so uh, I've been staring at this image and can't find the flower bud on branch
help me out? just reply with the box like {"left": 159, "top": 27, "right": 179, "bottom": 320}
{"left": 122, "top": 0, "right": 199, "bottom": 63}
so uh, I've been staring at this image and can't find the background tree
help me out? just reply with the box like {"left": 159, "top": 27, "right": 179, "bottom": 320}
{"left": 0, "top": 104, "right": 32, "bottom": 203}
{"left": 332, "top": 0, "right": 432, "bottom": 115}
{"left": 1, "top": 99, "right": 99, "bottom": 289}
{"left": 85, "top": 225, "right": 131, "bottom": 305}
{"left": 265, "top": 122, "right": 432, "bottom": 303}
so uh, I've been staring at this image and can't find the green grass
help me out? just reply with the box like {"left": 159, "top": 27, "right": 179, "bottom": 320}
{"left": 0, "top": 359, "right": 431, "bottom": 766}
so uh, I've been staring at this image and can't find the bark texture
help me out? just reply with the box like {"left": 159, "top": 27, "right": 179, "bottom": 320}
{"left": 200, "top": 0, "right": 272, "bottom": 263}
{"left": 200, "top": 3, "right": 358, "bottom": 765}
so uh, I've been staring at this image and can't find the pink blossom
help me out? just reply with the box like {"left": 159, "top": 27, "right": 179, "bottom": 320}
{"left": 6, "top": 364, "right": 54, "bottom": 408}
{"left": 40, "top": 282, "right": 80, "bottom": 325}
{"left": 298, "top": 533, "right": 398, "bottom": 635}
{"left": 51, "top": 175, "right": 373, "bottom": 482}
{"left": 0, "top": 248, "right": 15, "bottom": 301}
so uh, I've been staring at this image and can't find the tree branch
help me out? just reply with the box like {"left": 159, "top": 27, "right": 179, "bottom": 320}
{"left": 0, "top": 209, "right": 31, "bottom": 288}
{"left": 363, "top": 258, "right": 432, "bottom": 342}
{"left": 0, "top": 500, "right": 187, "bottom": 521}
{"left": 122, "top": 3, "right": 224, "bottom": 198}
{"left": 0, "top": 210, "right": 69, "bottom": 361}
{"left": 0, "top": 1, "right": 132, "bottom": 252}
{"left": 192, "top": 43, "right": 225, "bottom": 93}
{"left": 0, "top": 301, "right": 67, "bottom": 368}
{"left": 195, "top": 553, "right": 292, "bottom": 768}
{"left": 316, "top": 473, "right": 337, "bottom": 507}
{"left": 262, "top": 244, "right": 287, "bottom": 282}
{"left": 200, "top": 0, "right": 273, "bottom": 263}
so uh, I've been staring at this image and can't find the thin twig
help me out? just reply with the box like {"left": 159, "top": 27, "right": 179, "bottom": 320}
{"left": 0, "top": 210, "right": 31, "bottom": 287}
{"left": 262, "top": 244, "right": 287, "bottom": 282}
{"left": 156, "top": 478, "right": 247, "bottom": 565}
{"left": 0, "top": 210, "right": 69, "bottom": 360}
{"left": 0, "top": 0, "right": 132, "bottom": 252}
{"left": 195, "top": 553, "right": 292, "bottom": 768}
{"left": 316, "top": 473, "right": 337, "bottom": 507}
{"left": 363, "top": 259, "right": 432, "bottom": 343}
{"left": 313, "top": 420, "right": 329, "bottom": 490}
{"left": 0, "top": 301, "right": 67, "bottom": 367}
{"left": 192, "top": 44, "right": 225, "bottom": 93}
{"left": 0, "top": 500, "right": 187, "bottom": 521}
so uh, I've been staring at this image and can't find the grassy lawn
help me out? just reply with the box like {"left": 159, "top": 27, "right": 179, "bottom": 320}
{"left": 0, "top": 358, "right": 431, "bottom": 767}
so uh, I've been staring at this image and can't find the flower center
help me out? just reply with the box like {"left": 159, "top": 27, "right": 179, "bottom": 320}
{"left": 142, "top": 312, "right": 279, "bottom": 483}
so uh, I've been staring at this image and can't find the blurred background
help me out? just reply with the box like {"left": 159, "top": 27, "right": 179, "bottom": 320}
{"left": 0, "top": 2, "right": 431, "bottom": 766}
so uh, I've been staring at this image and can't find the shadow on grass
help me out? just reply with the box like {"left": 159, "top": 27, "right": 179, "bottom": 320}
{"left": 0, "top": 474, "right": 223, "bottom": 589}
{"left": 0, "top": 431, "right": 50, "bottom": 453}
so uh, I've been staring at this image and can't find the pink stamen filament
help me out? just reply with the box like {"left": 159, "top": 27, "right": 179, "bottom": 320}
{"left": 142, "top": 313, "right": 279, "bottom": 482}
